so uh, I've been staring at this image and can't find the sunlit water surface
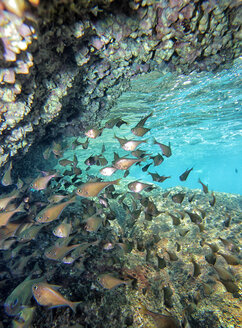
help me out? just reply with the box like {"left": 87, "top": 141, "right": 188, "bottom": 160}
{"left": 62, "top": 58, "right": 242, "bottom": 195}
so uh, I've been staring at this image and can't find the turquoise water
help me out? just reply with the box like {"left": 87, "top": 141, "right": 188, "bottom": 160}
{"left": 103, "top": 58, "right": 242, "bottom": 195}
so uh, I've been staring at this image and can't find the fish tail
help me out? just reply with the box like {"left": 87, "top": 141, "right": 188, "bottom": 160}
{"left": 69, "top": 301, "right": 81, "bottom": 313}
{"left": 16, "top": 202, "right": 25, "bottom": 213}
{"left": 113, "top": 178, "right": 121, "bottom": 185}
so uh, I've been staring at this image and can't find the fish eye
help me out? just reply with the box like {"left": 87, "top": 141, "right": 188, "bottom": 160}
{"left": 33, "top": 285, "right": 38, "bottom": 290}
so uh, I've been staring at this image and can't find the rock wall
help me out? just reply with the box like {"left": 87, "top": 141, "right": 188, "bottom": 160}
{"left": 0, "top": 0, "right": 241, "bottom": 169}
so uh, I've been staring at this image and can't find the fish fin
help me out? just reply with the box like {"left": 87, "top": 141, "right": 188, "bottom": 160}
{"left": 16, "top": 202, "right": 26, "bottom": 213}
{"left": 113, "top": 178, "right": 121, "bottom": 185}
{"left": 70, "top": 301, "right": 81, "bottom": 313}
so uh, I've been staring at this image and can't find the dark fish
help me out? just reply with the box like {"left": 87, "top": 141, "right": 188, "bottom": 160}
{"left": 185, "top": 211, "right": 202, "bottom": 224}
{"left": 148, "top": 172, "right": 171, "bottom": 183}
{"left": 135, "top": 111, "right": 153, "bottom": 127}
{"left": 105, "top": 117, "right": 128, "bottom": 129}
{"left": 142, "top": 163, "right": 152, "bottom": 172}
{"left": 150, "top": 154, "right": 164, "bottom": 166}
{"left": 81, "top": 138, "right": 89, "bottom": 149}
{"left": 154, "top": 139, "right": 172, "bottom": 157}
{"left": 84, "top": 155, "right": 97, "bottom": 166}
{"left": 217, "top": 252, "right": 240, "bottom": 265}
{"left": 168, "top": 212, "right": 181, "bottom": 226}
{"left": 179, "top": 167, "right": 193, "bottom": 181}
{"left": 171, "top": 193, "right": 185, "bottom": 204}
{"left": 131, "top": 126, "right": 150, "bottom": 137}
{"left": 198, "top": 178, "right": 208, "bottom": 193}
{"left": 131, "top": 150, "right": 149, "bottom": 158}
{"left": 213, "top": 264, "right": 234, "bottom": 281}
{"left": 123, "top": 169, "right": 130, "bottom": 177}
{"left": 72, "top": 139, "right": 82, "bottom": 150}
{"left": 101, "top": 143, "right": 106, "bottom": 153}
{"left": 73, "top": 167, "right": 82, "bottom": 175}
{"left": 209, "top": 192, "right": 216, "bottom": 206}
{"left": 59, "top": 159, "right": 73, "bottom": 167}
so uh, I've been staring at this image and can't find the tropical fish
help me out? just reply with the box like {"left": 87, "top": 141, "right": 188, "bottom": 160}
{"left": 138, "top": 303, "right": 180, "bottom": 328}
{"left": 131, "top": 150, "right": 149, "bottom": 158}
{"left": 85, "top": 127, "right": 103, "bottom": 139}
{"left": 198, "top": 178, "right": 208, "bottom": 193}
{"left": 97, "top": 273, "right": 132, "bottom": 290}
{"left": 131, "top": 126, "right": 150, "bottom": 137}
{"left": 52, "top": 141, "right": 63, "bottom": 158}
{"left": 32, "top": 282, "right": 81, "bottom": 312}
{"left": 150, "top": 154, "right": 164, "bottom": 166}
{"left": 0, "top": 203, "right": 25, "bottom": 227}
{"left": 59, "top": 159, "right": 73, "bottom": 167}
{"left": 154, "top": 139, "right": 172, "bottom": 157}
{"left": 47, "top": 194, "right": 68, "bottom": 203}
{"left": 52, "top": 218, "right": 72, "bottom": 238}
{"left": 43, "top": 146, "right": 51, "bottom": 160}
{"left": 115, "top": 135, "right": 147, "bottom": 151}
{"left": 142, "top": 163, "right": 152, "bottom": 172}
{"left": 84, "top": 215, "right": 103, "bottom": 232}
{"left": 73, "top": 167, "right": 82, "bottom": 175}
{"left": 45, "top": 243, "right": 81, "bottom": 261}
{"left": 76, "top": 179, "right": 120, "bottom": 197}
{"left": 31, "top": 172, "right": 59, "bottom": 191}
{"left": 12, "top": 306, "right": 36, "bottom": 328}
{"left": 0, "top": 190, "right": 20, "bottom": 211}
{"left": 134, "top": 112, "right": 153, "bottom": 128}
{"left": 62, "top": 241, "right": 99, "bottom": 264}
{"left": 128, "top": 181, "right": 154, "bottom": 193}
{"left": 171, "top": 193, "right": 185, "bottom": 204}
{"left": 17, "top": 224, "right": 44, "bottom": 242}
{"left": 213, "top": 264, "right": 234, "bottom": 281}
{"left": 4, "top": 276, "right": 44, "bottom": 316}
{"left": 36, "top": 197, "right": 76, "bottom": 223}
{"left": 148, "top": 172, "right": 171, "bottom": 183}
{"left": 105, "top": 117, "right": 128, "bottom": 129}
{"left": 99, "top": 167, "right": 117, "bottom": 176}
{"left": 113, "top": 157, "right": 143, "bottom": 170}
{"left": 209, "top": 192, "right": 216, "bottom": 206}
{"left": 1, "top": 161, "right": 13, "bottom": 186}
{"left": 179, "top": 167, "right": 193, "bottom": 181}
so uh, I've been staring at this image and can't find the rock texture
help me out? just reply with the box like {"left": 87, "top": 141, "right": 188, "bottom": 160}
{"left": 0, "top": 0, "right": 241, "bottom": 169}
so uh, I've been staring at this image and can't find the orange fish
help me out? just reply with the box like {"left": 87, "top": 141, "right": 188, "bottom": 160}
{"left": 0, "top": 190, "right": 20, "bottom": 211}
{"left": 76, "top": 179, "right": 121, "bottom": 197}
{"left": 45, "top": 243, "right": 81, "bottom": 261}
{"left": 36, "top": 197, "right": 76, "bottom": 223}
{"left": 52, "top": 218, "right": 72, "bottom": 238}
{"left": 1, "top": 161, "right": 13, "bottom": 186}
{"left": 32, "top": 282, "right": 81, "bottom": 312}
{"left": 154, "top": 139, "right": 172, "bottom": 157}
{"left": 31, "top": 173, "right": 59, "bottom": 191}
{"left": 85, "top": 128, "right": 103, "bottom": 139}
{"left": 97, "top": 273, "right": 132, "bottom": 290}
{"left": 84, "top": 215, "right": 103, "bottom": 232}
{"left": 0, "top": 203, "right": 25, "bottom": 227}
{"left": 113, "top": 157, "right": 143, "bottom": 170}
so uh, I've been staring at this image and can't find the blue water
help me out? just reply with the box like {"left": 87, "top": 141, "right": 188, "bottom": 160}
{"left": 103, "top": 58, "right": 242, "bottom": 195}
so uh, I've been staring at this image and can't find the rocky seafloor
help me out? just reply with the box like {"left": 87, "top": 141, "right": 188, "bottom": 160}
{"left": 0, "top": 0, "right": 242, "bottom": 170}
{"left": 0, "top": 182, "right": 241, "bottom": 328}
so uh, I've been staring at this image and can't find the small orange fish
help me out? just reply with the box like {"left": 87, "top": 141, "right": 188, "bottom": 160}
{"left": 154, "top": 139, "right": 172, "bottom": 157}
{"left": 45, "top": 243, "right": 81, "bottom": 261}
{"left": 52, "top": 218, "right": 72, "bottom": 238}
{"left": 97, "top": 273, "right": 132, "bottom": 290}
{"left": 128, "top": 181, "right": 154, "bottom": 193}
{"left": 0, "top": 190, "right": 20, "bottom": 211}
{"left": 198, "top": 178, "right": 208, "bottom": 193}
{"left": 32, "top": 282, "right": 81, "bottom": 312}
{"left": 113, "top": 158, "right": 143, "bottom": 170}
{"left": 85, "top": 128, "right": 103, "bottom": 139}
{"left": 1, "top": 161, "right": 13, "bottom": 186}
{"left": 36, "top": 197, "right": 76, "bottom": 223}
{"left": 31, "top": 173, "right": 59, "bottom": 191}
{"left": 99, "top": 167, "right": 117, "bottom": 176}
{"left": 0, "top": 203, "right": 25, "bottom": 227}
{"left": 84, "top": 215, "right": 103, "bottom": 232}
{"left": 76, "top": 179, "right": 121, "bottom": 197}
